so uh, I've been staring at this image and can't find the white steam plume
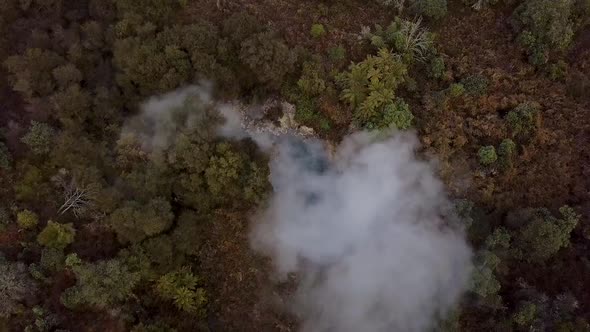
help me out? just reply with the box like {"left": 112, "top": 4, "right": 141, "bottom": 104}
{"left": 122, "top": 86, "right": 472, "bottom": 331}
{"left": 251, "top": 132, "right": 472, "bottom": 332}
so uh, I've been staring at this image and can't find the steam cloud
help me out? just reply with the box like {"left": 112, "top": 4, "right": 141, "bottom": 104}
{"left": 125, "top": 86, "right": 473, "bottom": 332}
{"left": 251, "top": 132, "right": 472, "bottom": 332}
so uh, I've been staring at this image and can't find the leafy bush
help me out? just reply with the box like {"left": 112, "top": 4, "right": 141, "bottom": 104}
{"left": 0, "top": 261, "right": 37, "bottom": 318}
{"left": 412, "top": 0, "right": 448, "bottom": 19}
{"left": 506, "top": 103, "right": 538, "bottom": 138}
{"left": 514, "top": 0, "right": 576, "bottom": 66}
{"left": 448, "top": 83, "right": 465, "bottom": 97}
{"left": 14, "top": 165, "right": 47, "bottom": 202}
{"left": 52, "top": 64, "right": 83, "bottom": 89}
{"left": 470, "top": 251, "right": 501, "bottom": 300}
{"left": 338, "top": 48, "right": 408, "bottom": 128}
{"left": 328, "top": 45, "right": 346, "bottom": 62}
{"left": 548, "top": 60, "right": 568, "bottom": 81}
{"left": 516, "top": 206, "right": 580, "bottom": 263}
{"left": 429, "top": 56, "right": 445, "bottom": 79}
{"left": 17, "top": 210, "right": 39, "bottom": 229}
{"left": 513, "top": 302, "right": 537, "bottom": 326}
{"left": 498, "top": 138, "right": 517, "bottom": 169}
{"left": 461, "top": 75, "right": 489, "bottom": 96}
{"left": 114, "top": 22, "right": 222, "bottom": 97}
{"left": 239, "top": 31, "right": 298, "bottom": 88}
{"left": 382, "top": 99, "right": 414, "bottom": 130}
{"left": 3, "top": 48, "right": 64, "bottom": 100}
{"left": 21, "top": 121, "right": 55, "bottom": 155}
{"left": 61, "top": 258, "right": 142, "bottom": 309}
{"left": 40, "top": 248, "right": 65, "bottom": 273}
{"left": 155, "top": 267, "right": 207, "bottom": 315}
{"left": 478, "top": 146, "right": 497, "bottom": 165}
{"left": 485, "top": 228, "right": 511, "bottom": 251}
{"left": 108, "top": 197, "right": 174, "bottom": 244}
{"left": 297, "top": 60, "right": 327, "bottom": 96}
{"left": 454, "top": 199, "right": 475, "bottom": 229}
{"left": 310, "top": 24, "right": 326, "bottom": 38}
{"left": 37, "top": 221, "right": 76, "bottom": 250}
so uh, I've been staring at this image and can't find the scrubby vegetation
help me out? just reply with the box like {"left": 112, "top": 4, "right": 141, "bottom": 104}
{"left": 0, "top": 0, "right": 589, "bottom": 331}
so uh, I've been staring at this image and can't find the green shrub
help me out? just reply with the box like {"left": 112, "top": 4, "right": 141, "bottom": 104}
{"left": 516, "top": 206, "right": 580, "bottom": 263}
{"left": 155, "top": 267, "right": 207, "bottom": 315}
{"left": 548, "top": 60, "right": 568, "bottom": 81}
{"left": 37, "top": 221, "right": 76, "bottom": 250}
{"left": 16, "top": 210, "right": 38, "bottom": 229}
{"left": 513, "top": 302, "right": 537, "bottom": 326}
{"left": 429, "top": 56, "right": 445, "bottom": 79}
{"left": 0, "top": 142, "right": 12, "bottom": 170}
{"left": 514, "top": 0, "right": 576, "bottom": 66}
{"left": 239, "top": 31, "right": 298, "bottom": 88}
{"left": 412, "top": 0, "right": 448, "bottom": 19}
{"left": 498, "top": 138, "right": 517, "bottom": 169}
{"left": 328, "top": 45, "right": 346, "bottom": 62}
{"left": 454, "top": 199, "right": 474, "bottom": 229}
{"left": 61, "top": 258, "right": 142, "bottom": 309}
{"left": 506, "top": 103, "right": 538, "bottom": 138}
{"left": 338, "top": 48, "right": 408, "bottom": 129}
{"left": 478, "top": 146, "right": 497, "bottom": 165}
{"left": 40, "top": 248, "right": 65, "bottom": 273}
{"left": 65, "top": 253, "right": 82, "bottom": 268}
{"left": 310, "top": 24, "right": 326, "bottom": 38}
{"left": 21, "top": 121, "right": 55, "bottom": 155}
{"left": 108, "top": 198, "right": 174, "bottom": 244}
{"left": 297, "top": 60, "right": 327, "bottom": 96}
{"left": 0, "top": 261, "right": 36, "bottom": 318}
{"left": 461, "top": 75, "right": 489, "bottom": 96}
{"left": 485, "top": 227, "right": 511, "bottom": 251}
{"left": 470, "top": 251, "right": 501, "bottom": 299}
{"left": 448, "top": 83, "right": 465, "bottom": 97}
{"left": 381, "top": 99, "right": 414, "bottom": 130}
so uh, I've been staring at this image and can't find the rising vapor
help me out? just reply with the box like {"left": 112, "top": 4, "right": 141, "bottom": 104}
{"left": 251, "top": 132, "right": 472, "bottom": 332}
{"left": 123, "top": 86, "right": 472, "bottom": 332}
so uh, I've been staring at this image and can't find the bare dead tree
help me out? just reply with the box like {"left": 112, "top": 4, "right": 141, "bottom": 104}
{"left": 55, "top": 173, "right": 99, "bottom": 218}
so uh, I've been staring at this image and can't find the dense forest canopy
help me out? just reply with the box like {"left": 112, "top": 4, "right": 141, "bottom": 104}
{"left": 0, "top": 0, "right": 589, "bottom": 331}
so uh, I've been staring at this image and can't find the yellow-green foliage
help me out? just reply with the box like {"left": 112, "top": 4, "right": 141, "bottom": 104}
{"left": 310, "top": 24, "right": 326, "bottom": 38}
{"left": 37, "top": 221, "right": 76, "bottom": 250}
{"left": 498, "top": 138, "right": 517, "bottom": 169}
{"left": 61, "top": 258, "right": 142, "bottom": 309}
{"left": 513, "top": 302, "right": 537, "bottom": 326}
{"left": 108, "top": 198, "right": 174, "bottom": 244}
{"left": 155, "top": 267, "right": 207, "bottom": 315}
{"left": 16, "top": 210, "right": 38, "bottom": 229}
{"left": 338, "top": 48, "right": 408, "bottom": 128}
{"left": 478, "top": 146, "right": 497, "bottom": 166}
{"left": 21, "top": 121, "right": 55, "bottom": 155}
{"left": 506, "top": 103, "right": 539, "bottom": 138}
